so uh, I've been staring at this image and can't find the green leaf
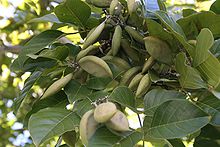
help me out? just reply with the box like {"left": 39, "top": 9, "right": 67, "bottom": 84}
{"left": 145, "top": 19, "right": 178, "bottom": 53}
{"left": 182, "top": 9, "right": 197, "bottom": 17}
{"left": 109, "top": 86, "right": 136, "bottom": 111}
{"left": 168, "top": 139, "right": 185, "bottom": 147}
{"left": 75, "top": 91, "right": 108, "bottom": 116}
{"left": 176, "top": 53, "right": 207, "bottom": 89}
{"left": 146, "top": 100, "right": 210, "bottom": 139}
{"left": 28, "top": 107, "right": 80, "bottom": 146}
{"left": 86, "top": 77, "right": 112, "bottom": 90}
{"left": 210, "top": 39, "right": 220, "bottom": 58}
{"left": 115, "top": 131, "right": 142, "bottom": 147}
{"left": 29, "top": 14, "right": 62, "bottom": 23}
{"left": 24, "top": 91, "right": 68, "bottom": 127}
{"left": 197, "top": 95, "right": 220, "bottom": 126}
{"left": 177, "top": 11, "right": 220, "bottom": 38}
{"left": 193, "top": 28, "right": 214, "bottom": 67}
{"left": 88, "top": 126, "right": 141, "bottom": 147}
{"left": 144, "top": 89, "right": 185, "bottom": 116}
{"left": 54, "top": 0, "right": 91, "bottom": 27}
{"left": 88, "top": 127, "right": 121, "bottom": 147}
{"left": 64, "top": 80, "right": 92, "bottom": 103}
{"left": 154, "top": 11, "right": 194, "bottom": 56}
{"left": 194, "top": 125, "right": 220, "bottom": 147}
{"left": 11, "top": 30, "right": 63, "bottom": 71}
{"left": 13, "top": 71, "right": 42, "bottom": 114}
{"left": 27, "top": 45, "right": 69, "bottom": 61}
{"left": 197, "top": 54, "right": 220, "bottom": 88}
{"left": 210, "top": 0, "right": 220, "bottom": 14}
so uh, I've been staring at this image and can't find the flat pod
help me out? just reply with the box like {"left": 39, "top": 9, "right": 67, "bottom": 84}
{"left": 128, "top": 73, "right": 143, "bottom": 91}
{"left": 41, "top": 73, "right": 73, "bottom": 99}
{"left": 102, "top": 56, "right": 130, "bottom": 70}
{"left": 120, "top": 66, "right": 141, "bottom": 86}
{"left": 144, "top": 36, "right": 172, "bottom": 64}
{"left": 142, "top": 56, "right": 155, "bottom": 74}
{"left": 83, "top": 22, "right": 105, "bottom": 49}
{"left": 94, "top": 102, "right": 117, "bottom": 123}
{"left": 79, "top": 55, "right": 113, "bottom": 78}
{"left": 76, "top": 45, "right": 99, "bottom": 61}
{"left": 105, "top": 110, "right": 130, "bottom": 131}
{"left": 125, "top": 26, "right": 144, "bottom": 44}
{"left": 80, "top": 110, "right": 99, "bottom": 146}
{"left": 112, "top": 25, "right": 122, "bottom": 56}
{"left": 136, "top": 73, "right": 151, "bottom": 97}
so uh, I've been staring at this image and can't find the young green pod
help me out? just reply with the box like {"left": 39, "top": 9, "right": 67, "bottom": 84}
{"left": 41, "top": 73, "right": 73, "bottom": 99}
{"left": 125, "top": 26, "right": 144, "bottom": 44}
{"left": 80, "top": 110, "right": 99, "bottom": 146}
{"left": 142, "top": 56, "right": 155, "bottom": 74}
{"left": 112, "top": 25, "right": 122, "bottom": 56}
{"left": 120, "top": 66, "right": 141, "bottom": 86}
{"left": 110, "top": 0, "right": 119, "bottom": 15}
{"left": 136, "top": 73, "right": 151, "bottom": 97}
{"left": 105, "top": 110, "right": 130, "bottom": 131}
{"left": 76, "top": 45, "right": 99, "bottom": 61}
{"left": 128, "top": 73, "right": 143, "bottom": 91}
{"left": 83, "top": 22, "right": 105, "bottom": 49}
{"left": 79, "top": 55, "right": 113, "bottom": 78}
{"left": 94, "top": 102, "right": 117, "bottom": 123}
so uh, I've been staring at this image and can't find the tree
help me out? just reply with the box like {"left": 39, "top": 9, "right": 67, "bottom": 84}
{"left": 2, "top": 0, "right": 220, "bottom": 146}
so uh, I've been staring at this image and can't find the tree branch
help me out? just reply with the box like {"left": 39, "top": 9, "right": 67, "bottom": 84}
{"left": 0, "top": 45, "right": 21, "bottom": 54}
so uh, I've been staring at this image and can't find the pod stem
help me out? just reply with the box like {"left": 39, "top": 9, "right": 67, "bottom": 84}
{"left": 137, "top": 113, "right": 145, "bottom": 147}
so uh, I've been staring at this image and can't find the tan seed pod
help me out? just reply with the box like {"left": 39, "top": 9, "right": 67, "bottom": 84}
{"left": 127, "top": 0, "right": 139, "bottom": 15}
{"left": 41, "top": 73, "right": 73, "bottom": 99}
{"left": 83, "top": 22, "right": 105, "bottom": 49}
{"left": 128, "top": 73, "right": 143, "bottom": 91}
{"left": 105, "top": 110, "right": 130, "bottom": 131}
{"left": 120, "top": 66, "right": 141, "bottom": 86}
{"left": 136, "top": 73, "right": 151, "bottom": 97}
{"left": 112, "top": 25, "right": 122, "bottom": 56}
{"left": 125, "top": 26, "right": 144, "bottom": 44}
{"left": 80, "top": 110, "right": 99, "bottom": 146}
{"left": 109, "top": 0, "right": 119, "bottom": 15}
{"left": 142, "top": 56, "right": 155, "bottom": 74}
{"left": 79, "top": 55, "right": 113, "bottom": 78}
{"left": 102, "top": 56, "right": 130, "bottom": 70}
{"left": 76, "top": 45, "right": 99, "bottom": 61}
{"left": 94, "top": 102, "right": 117, "bottom": 123}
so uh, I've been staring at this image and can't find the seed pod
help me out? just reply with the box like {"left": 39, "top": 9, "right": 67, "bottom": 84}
{"left": 102, "top": 56, "right": 130, "bottom": 70}
{"left": 136, "top": 73, "right": 151, "bottom": 97}
{"left": 83, "top": 22, "right": 105, "bottom": 49}
{"left": 76, "top": 45, "right": 99, "bottom": 61}
{"left": 128, "top": 73, "right": 143, "bottom": 91}
{"left": 142, "top": 56, "right": 155, "bottom": 74}
{"left": 79, "top": 55, "right": 113, "bottom": 78}
{"left": 105, "top": 110, "right": 130, "bottom": 131}
{"left": 127, "top": 0, "right": 139, "bottom": 15}
{"left": 125, "top": 26, "right": 144, "bottom": 44}
{"left": 112, "top": 25, "right": 122, "bottom": 56}
{"left": 80, "top": 110, "right": 99, "bottom": 146}
{"left": 94, "top": 102, "right": 117, "bottom": 123}
{"left": 120, "top": 66, "right": 141, "bottom": 86}
{"left": 86, "top": 0, "right": 113, "bottom": 8}
{"left": 110, "top": 0, "right": 122, "bottom": 15}
{"left": 121, "top": 39, "right": 139, "bottom": 62}
{"left": 41, "top": 73, "right": 73, "bottom": 99}
{"left": 85, "top": 27, "right": 96, "bottom": 40}
{"left": 144, "top": 36, "right": 172, "bottom": 64}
